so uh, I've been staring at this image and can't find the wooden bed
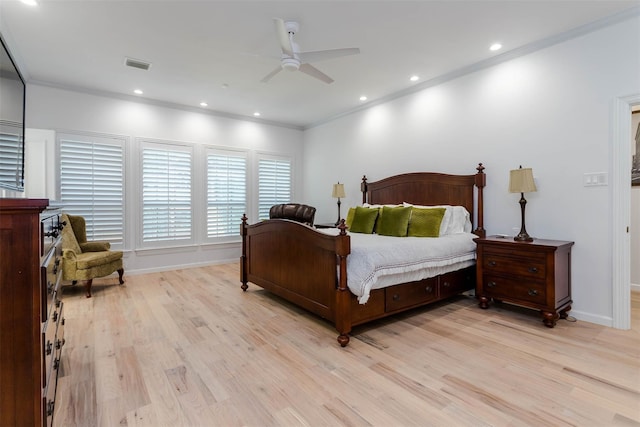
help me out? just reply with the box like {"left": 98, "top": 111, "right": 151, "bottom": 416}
{"left": 240, "top": 163, "right": 486, "bottom": 346}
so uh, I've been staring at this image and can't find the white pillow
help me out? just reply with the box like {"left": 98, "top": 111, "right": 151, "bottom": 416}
{"left": 403, "top": 203, "right": 471, "bottom": 235}
{"left": 448, "top": 206, "right": 472, "bottom": 234}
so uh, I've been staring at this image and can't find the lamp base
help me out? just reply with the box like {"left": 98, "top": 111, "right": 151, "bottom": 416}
{"left": 514, "top": 193, "right": 533, "bottom": 242}
{"left": 514, "top": 232, "right": 533, "bottom": 242}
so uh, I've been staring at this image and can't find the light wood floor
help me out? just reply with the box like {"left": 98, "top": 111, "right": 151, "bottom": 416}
{"left": 55, "top": 264, "right": 640, "bottom": 427}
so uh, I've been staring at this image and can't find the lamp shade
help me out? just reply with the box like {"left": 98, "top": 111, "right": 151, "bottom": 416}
{"left": 332, "top": 182, "right": 346, "bottom": 198}
{"left": 509, "top": 167, "right": 537, "bottom": 193}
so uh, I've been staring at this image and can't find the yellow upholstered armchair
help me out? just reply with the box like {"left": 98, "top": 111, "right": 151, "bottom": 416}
{"left": 61, "top": 213, "right": 124, "bottom": 298}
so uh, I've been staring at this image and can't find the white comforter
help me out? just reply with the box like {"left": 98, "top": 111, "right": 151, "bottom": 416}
{"left": 319, "top": 229, "right": 477, "bottom": 304}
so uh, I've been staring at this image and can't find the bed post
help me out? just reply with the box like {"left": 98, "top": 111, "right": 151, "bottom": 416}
{"left": 240, "top": 214, "right": 248, "bottom": 291}
{"left": 335, "top": 219, "right": 352, "bottom": 347}
{"left": 361, "top": 175, "right": 368, "bottom": 204}
{"left": 474, "top": 163, "right": 486, "bottom": 238}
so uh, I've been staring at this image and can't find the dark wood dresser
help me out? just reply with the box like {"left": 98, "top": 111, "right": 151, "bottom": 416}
{"left": 0, "top": 199, "right": 66, "bottom": 427}
{"left": 475, "top": 235, "right": 574, "bottom": 327}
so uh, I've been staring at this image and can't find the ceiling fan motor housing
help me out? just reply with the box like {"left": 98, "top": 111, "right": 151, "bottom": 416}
{"left": 281, "top": 57, "right": 301, "bottom": 71}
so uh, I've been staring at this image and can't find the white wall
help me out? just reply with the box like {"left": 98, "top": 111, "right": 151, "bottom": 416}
{"left": 303, "top": 16, "right": 640, "bottom": 327}
{"left": 23, "top": 85, "right": 304, "bottom": 274}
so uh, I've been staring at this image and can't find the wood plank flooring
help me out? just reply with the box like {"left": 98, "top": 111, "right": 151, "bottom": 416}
{"left": 54, "top": 263, "right": 640, "bottom": 426}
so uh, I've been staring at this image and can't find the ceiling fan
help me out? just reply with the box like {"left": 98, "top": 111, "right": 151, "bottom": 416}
{"left": 261, "top": 18, "right": 360, "bottom": 84}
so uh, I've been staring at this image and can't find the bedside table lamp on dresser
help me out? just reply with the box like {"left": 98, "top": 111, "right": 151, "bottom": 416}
{"left": 475, "top": 236, "right": 574, "bottom": 327}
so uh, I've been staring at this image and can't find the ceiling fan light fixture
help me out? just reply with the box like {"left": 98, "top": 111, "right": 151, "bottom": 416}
{"left": 281, "top": 57, "right": 300, "bottom": 72}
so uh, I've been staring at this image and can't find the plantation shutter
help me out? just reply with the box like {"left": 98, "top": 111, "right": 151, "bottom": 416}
{"left": 141, "top": 144, "right": 192, "bottom": 243}
{"left": 59, "top": 135, "right": 124, "bottom": 245}
{"left": 0, "top": 131, "right": 23, "bottom": 189}
{"left": 258, "top": 157, "right": 291, "bottom": 220}
{"left": 207, "top": 150, "right": 247, "bottom": 237}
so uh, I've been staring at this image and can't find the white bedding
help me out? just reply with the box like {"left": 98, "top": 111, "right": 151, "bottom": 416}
{"left": 318, "top": 229, "right": 477, "bottom": 304}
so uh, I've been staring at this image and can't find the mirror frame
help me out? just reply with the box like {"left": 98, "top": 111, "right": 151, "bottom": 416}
{"left": 0, "top": 32, "right": 26, "bottom": 192}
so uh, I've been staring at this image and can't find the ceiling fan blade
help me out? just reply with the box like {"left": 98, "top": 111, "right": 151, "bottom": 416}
{"left": 299, "top": 63, "right": 334, "bottom": 84}
{"left": 298, "top": 48, "right": 360, "bottom": 64}
{"left": 261, "top": 66, "right": 283, "bottom": 83}
{"left": 274, "top": 18, "right": 294, "bottom": 56}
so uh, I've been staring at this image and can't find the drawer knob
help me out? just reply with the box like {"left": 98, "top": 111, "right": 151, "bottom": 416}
{"left": 56, "top": 338, "right": 64, "bottom": 349}
{"left": 442, "top": 281, "right": 450, "bottom": 288}
{"left": 528, "top": 267, "right": 538, "bottom": 273}
{"left": 392, "top": 294, "right": 400, "bottom": 301}
{"left": 488, "top": 261, "right": 497, "bottom": 267}
{"left": 425, "top": 286, "right": 433, "bottom": 293}
{"left": 53, "top": 358, "right": 60, "bottom": 370}
{"left": 487, "top": 281, "right": 497, "bottom": 288}
{"left": 46, "top": 341, "right": 52, "bottom": 355}
{"left": 52, "top": 311, "right": 58, "bottom": 322}
{"left": 46, "top": 400, "right": 55, "bottom": 416}
{"left": 528, "top": 289, "right": 539, "bottom": 296}
{"left": 47, "top": 282, "right": 54, "bottom": 293}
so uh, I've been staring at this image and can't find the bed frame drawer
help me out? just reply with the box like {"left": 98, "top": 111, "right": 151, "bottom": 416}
{"left": 385, "top": 277, "right": 438, "bottom": 312}
{"left": 438, "top": 266, "right": 475, "bottom": 299}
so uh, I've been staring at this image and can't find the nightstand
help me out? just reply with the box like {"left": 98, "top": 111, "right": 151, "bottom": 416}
{"left": 474, "top": 236, "right": 574, "bottom": 327}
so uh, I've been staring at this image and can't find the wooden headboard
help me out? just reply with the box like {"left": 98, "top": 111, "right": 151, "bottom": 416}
{"left": 361, "top": 163, "right": 486, "bottom": 237}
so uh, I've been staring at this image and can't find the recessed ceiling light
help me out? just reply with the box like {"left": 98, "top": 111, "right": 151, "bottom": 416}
{"left": 489, "top": 43, "right": 502, "bottom": 51}
{"left": 410, "top": 75, "right": 419, "bottom": 82}
{"left": 359, "top": 96, "right": 367, "bottom": 101}
{"left": 133, "top": 89, "right": 143, "bottom": 95}
{"left": 200, "top": 102, "right": 208, "bottom": 107}
{"left": 20, "top": 0, "right": 37, "bottom": 6}
{"left": 253, "top": 112, "right": 261, "bottom": 117}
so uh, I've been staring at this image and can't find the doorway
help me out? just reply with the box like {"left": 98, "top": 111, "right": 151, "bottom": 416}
{"left": 631, "top": 108, "right": 640, "bottom": 330}
{"left": 613, "top": 95, "right": 640, "bottom": 330}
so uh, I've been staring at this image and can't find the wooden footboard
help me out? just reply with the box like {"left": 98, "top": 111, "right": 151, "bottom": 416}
{"left": 240, "top": 216, "right": 352, "bottom": 343}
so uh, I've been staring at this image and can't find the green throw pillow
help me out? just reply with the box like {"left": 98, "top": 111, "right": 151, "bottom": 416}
{"left": 349, "top": 206, "right": 379, "bottom": 234}
{"left": 376, "top": 206, "right": 411, "bottom": 237}
{"left": 407, "top": 207, "right": 446, "bottom": 237}
{"left": 345, "top": 207, "right": 356, "bottom": 229}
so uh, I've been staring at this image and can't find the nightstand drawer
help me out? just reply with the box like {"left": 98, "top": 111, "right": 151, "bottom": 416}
{"left": 483, "top": 275, "right": 546, "bottom": 304}
{"left": 482, "top": 249, "right": 545, "bottom": 279}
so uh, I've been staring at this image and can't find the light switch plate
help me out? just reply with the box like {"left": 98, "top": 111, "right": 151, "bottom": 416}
{"left": 583, "top": 172, "right": 608, "bottom": 186}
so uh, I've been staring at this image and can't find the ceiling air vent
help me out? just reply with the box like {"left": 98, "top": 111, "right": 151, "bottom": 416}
{"left": 124, "top": 57, "right": 151, "bottom": 71}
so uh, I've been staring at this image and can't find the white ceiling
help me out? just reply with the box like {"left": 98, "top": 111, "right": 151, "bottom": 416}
{"left": 1, "top": 0, "right": 638, "bottom": 129}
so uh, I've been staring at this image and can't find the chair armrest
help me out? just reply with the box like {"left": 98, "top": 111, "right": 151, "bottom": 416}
{"left": 62, "top": 249, "right": 78, "bottom": 260}
{"left": 80, "top": 241, "right": 111, "bottom": 252}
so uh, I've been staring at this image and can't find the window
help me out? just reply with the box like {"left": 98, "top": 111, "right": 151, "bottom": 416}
{"left": 141, "top": 142, "right": 192, "bottom": 243}
{"left": 257, "top": 156, "right": 291, "bottom": 220}
{"left": 58, "top": 134, "right": 124, "bottom": 245}
{"left": 206, "top": 149, "right": 246, "bottom": 238}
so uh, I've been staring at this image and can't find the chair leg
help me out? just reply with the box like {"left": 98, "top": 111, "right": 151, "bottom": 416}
{"left": 117, "top": 268, "right": 124, "bottom": 285}
{"left": 84, "top": 279, "right": 93, "bottom": 298}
